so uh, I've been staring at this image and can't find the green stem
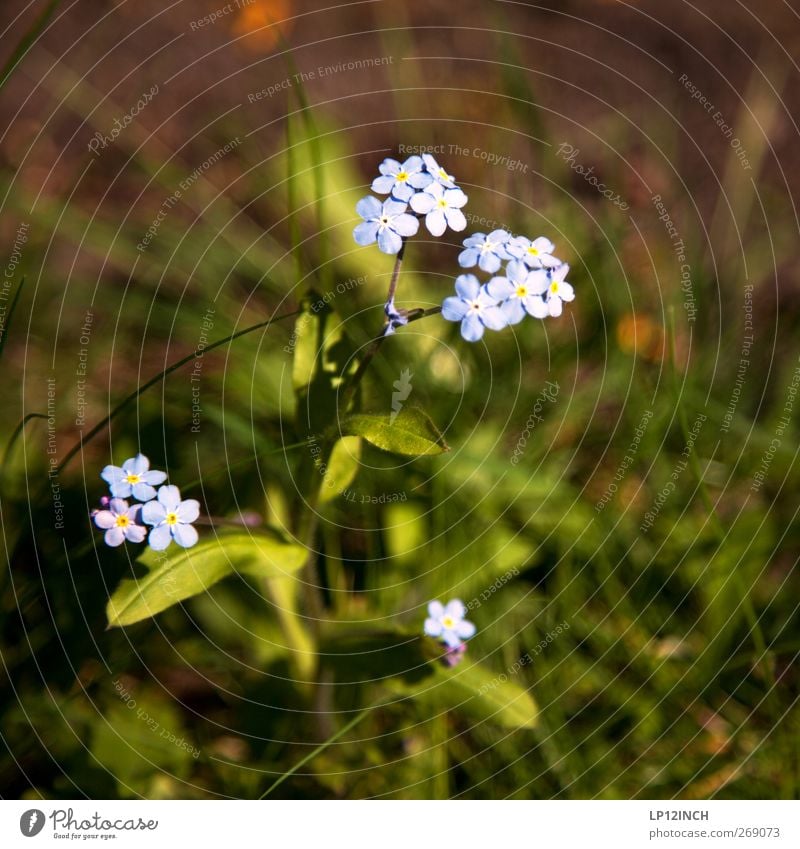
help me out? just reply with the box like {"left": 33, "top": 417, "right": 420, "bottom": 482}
{"left": 258, "top": 700, "right": 384, "bottom": 798}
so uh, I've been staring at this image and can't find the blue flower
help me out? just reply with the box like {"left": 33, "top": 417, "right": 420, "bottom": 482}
{"left": 142, "top": 485, "right": 200, "bottom": 551}
{"left": 101, "top": 453, "right": 167, "bottom": 501}
{"left": 371, "top": 156, "right": 432, "bottom": 201}
{"left": 487, "top": 260, "right": 549, "bottom": 324}
{"left": 507, "top": 235, "right": 559, "bottom": 269}
{"left": 383, "top": 296, "right": 408, "bottom": 336}
{"left": 353, "top": 196, "right": 419, "bottom": 255}
{"left": 442, "top": 274, "right": 507, "bottom": 341}
{"left": 93, "top": 498, "right": 147, "bottom": 547}
{"left": 541, "top": 262, "right": 574, "bottom": 316}
{"left": 424, "top": 599, "right": 476, "bottom": 648}
{"left": 409, "top": 183, "right": 468, "bottom": 237}
{"left": 458, "top": 230, "right": 513, "bottom": 273}
{"left": 421, "top": 153, "right": 457, "bottom": 188}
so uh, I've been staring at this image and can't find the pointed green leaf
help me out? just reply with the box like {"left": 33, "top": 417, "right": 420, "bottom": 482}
{"left": 339, "top": 407, "right": 449, "bottom": 457}
{"left": 319, "top": 435, "right": 362, "bottom": 503}
{"left": 106, "top": 531, "right": 307, "bottom": 628}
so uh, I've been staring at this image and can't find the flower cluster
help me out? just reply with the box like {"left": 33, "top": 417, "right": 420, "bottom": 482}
{"left": 424, "top": 599, "right": 476, "bottom": 666}
{"left": 93, "top": 454, "right": 199, "bottom": 551}
{"left": 443, "top": 229, "right": 574, "bottom": 341}
{"left": 354, "top": 153, "right": 468, "bottom": 254}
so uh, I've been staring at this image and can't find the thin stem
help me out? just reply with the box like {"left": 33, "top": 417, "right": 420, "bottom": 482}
{"left": 258, "top": 700, "right": 385, "bottom": 798}
{"left": 385, "top": 240, "right": 406, "bottom": 303}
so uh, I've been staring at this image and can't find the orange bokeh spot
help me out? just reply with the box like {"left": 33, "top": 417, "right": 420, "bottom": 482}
{"left": 232, "top": 0, "right": 293, "bottom": 50}
{"left": 616, "top": 313, "right": 664, "bottom": 362}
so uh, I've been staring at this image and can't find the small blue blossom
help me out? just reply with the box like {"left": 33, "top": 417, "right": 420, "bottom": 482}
{"left": 540, "top": 263, "right": 574, "bottom": 317}
{"left": 101, "top": 453, "right": 166, "bottom": 502}
{"left": 353, "top": 196, "right": 419, "bottom": 255}
{"left": 371, "top": 156, "right": 432, "bottom": 201}
{"left": 424, "top": 599, "right": 476, "bottom": 649}
{"left": 93, "top": 498, "right": 147, "bottom": 547}
{"left": 458, "top": 230, "right": 513, "bottom": 273}
{"left": 421, "top": 153, "right": 457, "bottom": 188}
{"left": 142, "top": 485, "right": 200, "bottom": 551}
{"left": 507, "top": 235, "right": 559, "bottom": 269}
{"left": 383, "top": 296, "right": 408, "bottom": 336}
{"left": 442, "top": 274, "right": 507, "bottom": 342}
{"left": 487, "top": 260, "right": 549, "bottom": 324}
{"left": 410, "top": 183, "right": 468, "bottom": 237}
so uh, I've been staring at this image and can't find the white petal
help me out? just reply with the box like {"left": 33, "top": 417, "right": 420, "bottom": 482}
{"left": 425, "top": 209, "right": 447, "bottom": 237}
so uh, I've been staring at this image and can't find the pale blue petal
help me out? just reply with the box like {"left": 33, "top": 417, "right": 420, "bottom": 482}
{"left": 104, "top": 527, "right": 125, "bottom": 547}
{"left": 425, "top": 209, "right": 447, "bottom": 237}
{"left": 442, "top": 629, "right": 462, "bottom": 648}
{"left": 445, "top": 207, "right": 467, "bottom": 231}
{"left": 481, "top": 306, "right": 508, "bottom": 331}
{"left": 458, "top": 247, "right": 479, "bottom": 268}
{"left": 377, "top": 228, "right": 402, "bottom": 254}
{"left": 486, "top": 276, "right": 514, "bottom": 300}
{"left": 549, "top": 296, "right": 563, "bottom": 317}
{"left": 442, "top": 296, "right": 469, "bottom": 321}
{"left": 142, "top": 470, "right": 167, "bottom": 485}
{"left": 503, "top": 298, "right": 526, "bottom": 325}
{"left": 141, "top": 500, "right": 166, "bottom": 525}
{"left": 109, "top": 481, "right": 132, "bottom": 498}
{"left": 527, "top": 270, "right": 549, "bottom": 295}
{"left": 506, "top": 260, "right": 528, "bottom": 284}
{"left": 356, "top": 195, "right": 381, "bottom": 220}
{"left": 428, "top": 600, "right": 445, "bottom": 618}
{"left": 93, "top": 510, "right": 116, "bottom": 530}
{"left": 157, "top": 485, "right": 181, "bottom": 511}
{"left": 124, "top": 525, "right": 147, "bottom": 544}
{"left": 444, "top": 188, "right": 468, "bottom": 208}
{"left": 424, "top": 617, "right": 444, "bottom": 637}
{"left": 354, "top": 221, "right": 379, "bottom": 246}
{"left": 392, "top": 213, "right": 419, "bottom": 238}
{"left": 378, "top": 158, "right": 401, "bottom": 176}
{"left": 409, "top": 192, "right": 435, "bottom": 214}
{"left": 445, "top": 599, "right": 466, "bottom": 620}
{"left": 371, "top": 175, "right": 395, "bottom": 194}
{"left": 176, "top": 499, "right": 200, "bottom": 523}
{"left": 173, "top": 523, "right": 199, "bottom": 548}
{"left": 131, "top": 481, "right": 157, "bottom": 502}
{"left": 461, "top": 313, "right": 485, "bottom": 342}
{"left": 402, "top": 155, "right": 423, "bottom": 172}
{"left": 101, "top": 465, "right": 124, "bottom": 485}
{"left": 456, "top": 620, "right": 476, "bottom": 639}
{"left": 391, "top": 182, "right": 414, "bottom": 201}
{"left": 148, "top": 524, "right": 172, "bottom": 551}
{"left": 130, "top": 454, "right": 149, "bottom": 475}
{"left": 455, "top": 274, "right": 480, "bottom": 300}
{"left": 524, "top": 295, "right": 549, "bottom": 319}
{"left": 407, "top": 171, "right": 432, "bottom": 189}
{"left": 478, "top": 252, "right": 502, "bottom": 273}
{"left": 383, "top": 198, "right": 408, "bottom": 216}
{"left": 463, "top": 233, "right": 485, "bottom": 248}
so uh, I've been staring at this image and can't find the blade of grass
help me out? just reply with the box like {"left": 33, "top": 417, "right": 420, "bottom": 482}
{"left": 0, "top": 0, "right": 62, "bottom": 93}
{"left": 0, "top": 274, "right": 26, "bottom": 361}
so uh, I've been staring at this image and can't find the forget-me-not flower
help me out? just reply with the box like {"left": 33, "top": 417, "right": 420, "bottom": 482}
{"left": 538, "top": 263, "right": 574, "bottom": 316}
{"left": 421, "top": 153, "right": 457, "bottom": 188}
{"left": 371, "top": 156, "right": 432, "bottom": 201}
{"left": 507, "top": 235, "right": 559, "bottom": 269}
{"left": 101, "top": 454, "right": 167, "bottom": 502}
{"left": 93, "top": 498, "right": 147, "bottom": 547}
{"left": 410, "top": 183, "right": 468, "bottom": 237}
{"left": 142, "top": 485, "right": 200, "bottom": 551}
{"left": 353, "top": 196, "right": 419, "bottom": 255}
{"left": 424, "top": 599, "right": 476, "bottom": 648}
{"left": 442, "top": 274, "right": 507, "bottom": 342}
{"left": 458, "top": 230, "right": 513, "bottom": 273}
{"left": 487, "top": 260, "right": 549, "bottom": 324}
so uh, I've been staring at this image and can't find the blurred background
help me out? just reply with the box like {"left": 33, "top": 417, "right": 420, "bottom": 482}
{"left": 1, "top": 0, "right": 799, "bottom": 799}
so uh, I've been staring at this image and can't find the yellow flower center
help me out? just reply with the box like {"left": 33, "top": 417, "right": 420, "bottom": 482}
{"left": 516, "top": 285, "right": 528, "bottom": 297}
{"left": 442, "top": 615, "right": 456, "bottom": 629}
{"left": 438, "top": 168, "right": 452, "bottom": 181}
{"left": 396, "top": 170, "right": 408, "bottom": 181}
{"left": 379, "top": 215, "right": 389, "bottom": 226}
{"left": 550, "top": 281, "right": 559, "bottom": 294}
{"left": 115, "top": 514, "right": 130, "bottom": 528}
{"left": 165, "top": 512, "right": 179, "bottom": 526}
{"left": 527, "top": 246, "right": 539, "bottom": 256}
{"left": 437, "top": 198, "right": 448, "bottom": 208}
{"left": 125, "top": 473, "right": 141, "bottom": 484}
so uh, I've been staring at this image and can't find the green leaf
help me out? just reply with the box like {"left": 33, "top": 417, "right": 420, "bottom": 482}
{"left": 106, "top": 531, "right": 307, "bottom": 628}
{"left": 339, "top": 406, "right": 449, "bottom": 457}
{"left": 319, "top": 436, "right": 362, "bottom": 503}
{"left": 292, "top": 298, "right": 357, "bottom": 435}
